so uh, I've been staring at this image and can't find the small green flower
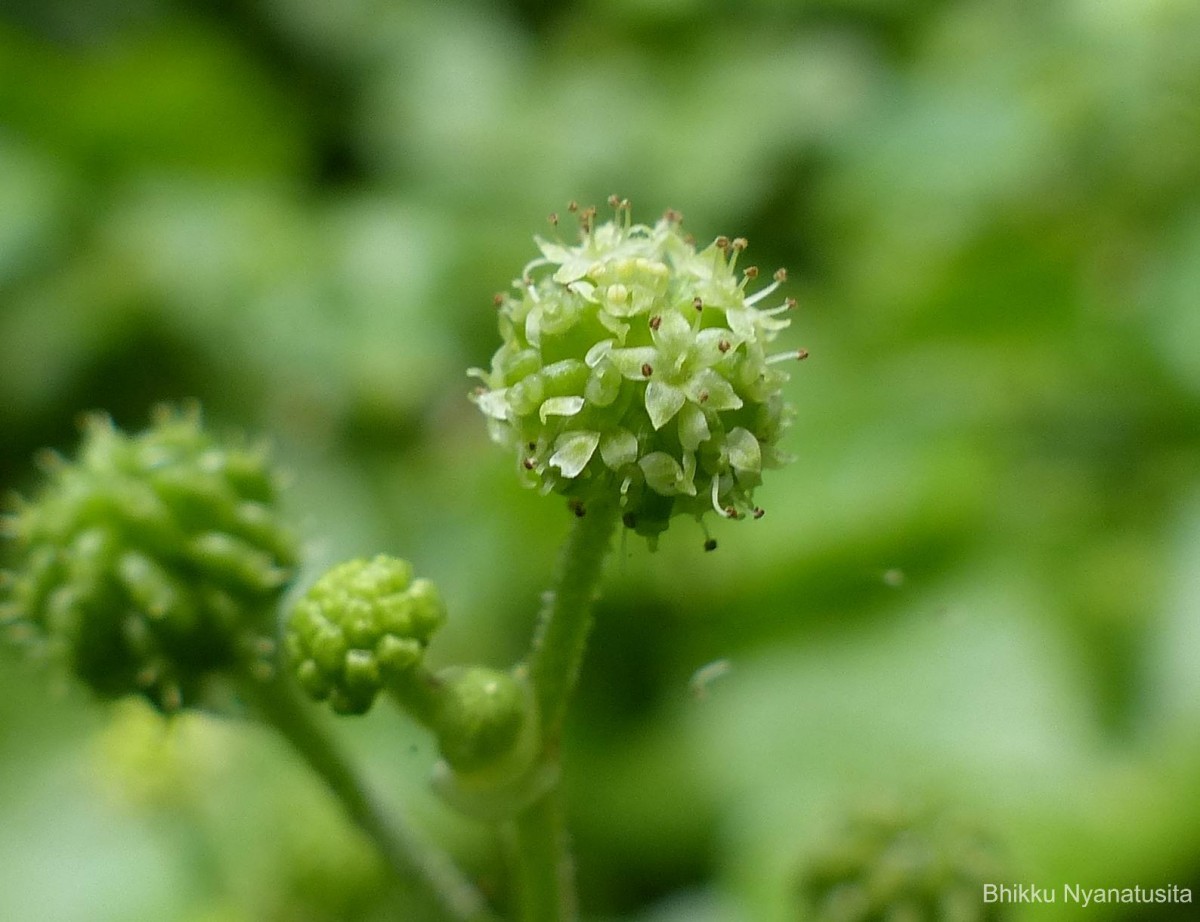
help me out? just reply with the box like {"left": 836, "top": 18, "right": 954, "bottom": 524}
{"left": 470, "top": 199, "right": 802, "bottom": 540}
{"left": 285, "top": 555, "right": 446, "bottom": 715}
{"left": 1, "top": 407, "right": 298, "bottom": 712}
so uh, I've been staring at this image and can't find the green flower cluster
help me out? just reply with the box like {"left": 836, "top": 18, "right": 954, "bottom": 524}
{"left": 285, "top": 555, "right": 446, "bottom": 715}
{"left": 796, "top": 806, "right": 1007, "bottom": 922}
{"left": 470, "top": 199, "right": 801, "bottom": 540}
{"left": 0, "top": 408, "right": 297, "bottom": 712}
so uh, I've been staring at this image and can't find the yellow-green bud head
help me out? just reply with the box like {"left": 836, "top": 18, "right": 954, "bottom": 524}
{"left": 285, "top": 555, "right": 445, "bottom": 715}
{"left": 796, "top": 805, "right": 1008, "bottom": 922}
{"left": 470, "top": 201, "right": 801, "bottom": 539}
{"left": 1, "top": 407, "right": 298, "bottom": 713}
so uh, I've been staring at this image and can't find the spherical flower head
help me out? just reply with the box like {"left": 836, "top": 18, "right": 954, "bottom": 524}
{"left": 0, "top": 407, "right": 298, "bottom": 713}
{"left": 796, "top": 805, "right": 1007, "bottom": 922}
{"left": 470, "top": 200, "right": 802, "bottom": 539}
{"left": 285, "top": 555, "right": 446, "bottom": 716}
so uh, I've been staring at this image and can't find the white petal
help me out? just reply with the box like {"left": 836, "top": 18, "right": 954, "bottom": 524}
{"left": 535, "top": 238, "right": 575, "bottom": 264}
{"left": 694, "top": 328, "right": 738, "bottom": 364}
{"left": 538, "top": 396, "right": 585, "bottom": 423}
{"left": 645, "top": 380, "right": 686, "bottom": 430}
{"left": 684, "top": 369, "right": 742, "bottom": 411}
{"left": 726, "top": 427, "right": 762, "bottom": 473}
{"left": 727, "top": 307, "right": 758, "bottom": 339}
{"left": 651, "top": 311, "right": 692, "bottom": 358}
{"left": 584, "top": 339, "right": 615, "bottom": 368}
{"left": 597, "top": 311, "right": 631, "bottom": 342}
{"left": 471, "top": 389, "right": 510, "bottom": 420}
{"left": 549, "top": 431, "right": 600, "bottom": 478}
{"left": 568, "top": 280, "right": 597, "bottom": 301}
{"left": 639, "top": 452, "right": 685, "bottom": 495}
{"left": 524, "top": 307, "right": 542, "bottom": 347}
{"left": 599, "top": 428, "right": 638, "bottom": 470}
{"left": 679, "top": 451, "right": 697, "bottom": 496}
{"left": 607, "top": 346, "right": 659, "bottom": 380}
{"left": 677, "top": 402, "right": 711, "bottom": 450}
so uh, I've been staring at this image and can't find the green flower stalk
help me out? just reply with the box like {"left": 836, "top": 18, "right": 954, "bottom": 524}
{"left": 470, "top": 198, "right": 803, "bottom": 542}
{"left": 1, "top": 406, "right": 297, "bottom": 712}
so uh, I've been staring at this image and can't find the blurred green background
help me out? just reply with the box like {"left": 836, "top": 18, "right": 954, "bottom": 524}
{"left": 2, "top": 0, "right": 1199, "bottom": 920}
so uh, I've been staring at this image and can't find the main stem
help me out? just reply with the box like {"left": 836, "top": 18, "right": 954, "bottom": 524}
{"left": 512, "top": 499, "right": 620, "bottom": 922}
{"left": 238, "top": 670, "right": 495, "bottom": 922}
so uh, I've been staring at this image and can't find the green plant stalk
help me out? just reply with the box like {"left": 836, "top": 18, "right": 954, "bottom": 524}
{"left": 237, "top": 668, "right": 495, "bottom": 922}
{"left": 512, "top": 500, "right": 620, "bottom": 922}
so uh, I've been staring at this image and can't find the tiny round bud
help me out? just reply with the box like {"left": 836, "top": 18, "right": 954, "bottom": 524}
{"left": 1, "top": 408, "right": 298, "bottom": 712}
{"left": 431, "top": 667, "right": 530, "bottom": 774}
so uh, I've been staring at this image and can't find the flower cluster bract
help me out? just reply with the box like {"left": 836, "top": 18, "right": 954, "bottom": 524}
{"left": 1, "top": 408, "right": 297, "bottom": 712}
{"left": 471, "top": 202, "right": 799, "bottom": 539}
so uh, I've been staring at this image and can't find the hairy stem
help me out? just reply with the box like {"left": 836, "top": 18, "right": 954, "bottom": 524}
{"left": 512, "top": 500, "right": 620, "bottom": 922}
{"left": 527, "top": 501, "right": 620, "bottom": 742}
{"left": 237, "top": 670, "right": 495, "bottom": 922}
{"left": 510, "top": 787, "right": 576, "bottom": 922}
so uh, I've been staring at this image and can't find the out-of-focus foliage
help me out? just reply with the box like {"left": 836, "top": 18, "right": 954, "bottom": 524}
{"left": 1, "top": 0, "right": 1198, "bottom": 920}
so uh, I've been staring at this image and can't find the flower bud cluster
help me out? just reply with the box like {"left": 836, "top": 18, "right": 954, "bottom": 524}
{"left": 1, "top": 408, "right": 298, "bottom": 712}
{"left": 470, "top": 200, "right": 800, "bottom": 539}
{"left": 285, "top": 555, "right": 446, "bottom": 715}
{"left": 796, "top": 806, "right": 1007, "bottom": 922}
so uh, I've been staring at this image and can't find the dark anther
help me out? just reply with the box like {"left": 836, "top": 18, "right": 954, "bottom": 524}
{"left": 797, "top": 349, "right": 810, "bottom": 360}
{"left": 527, "top": 441, "right": 537, "bottom": 451}
{"left": 718, "top": 339, "right": 731, "bottom": 353}
{"left": 774, "top": 268, "right": 787, "bottom": 282}
{"left": 704, "top": 538, "right": 718, "bottom": 552}
{"left": 731, "top": 238, "right": 748, "bottom": 251}
{"left": 693, "top": 297, "right": 703, "bottom": 311}
{"left": 567, "top": 201, "right": 579, "bottom": 213}
{"left": 714, "top": 236, "right": 730, "bottom": 250}
{"left": 663, "top": 208, "right": 683, "bottom": 224}
{"left": 523, "top": 458, "right": 535, "bottom": 470}
{"left": 744, "top": 266, "right": 759, "bottom": 280}
{"left": 753, "top": 507, "right": 765, "bottom": 519}
{"left": 548, "top": 213, "right": 559, "bottom": 226}
{"left": 493, "top": 293, "right": 505, "bottom": 307}
{"left": 641, "top": 363, "right": 653, "bottom": 377}
{"left": 622, "top": 512, "right": 638, "bottom": 529}
{"left": 698, "top": 390, "right": 709, "bottom": 403}
{"left": 649, "top": 315, "right": 662, "bottom": 330}
{"left": 570, "top": 500, "right": 586, "bottom": 518}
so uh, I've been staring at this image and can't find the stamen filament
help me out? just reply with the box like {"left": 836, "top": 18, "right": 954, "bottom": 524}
{"left": 766, "top": 349, "right": 809, "bottom": 365}
{"left": 744, "top": 280, "right": 781, "bottom": 307}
